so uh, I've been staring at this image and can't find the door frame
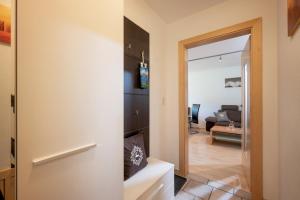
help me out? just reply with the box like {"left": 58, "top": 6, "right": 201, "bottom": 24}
{"left": 178, "top": 18, "right": 263, "bottom": 199}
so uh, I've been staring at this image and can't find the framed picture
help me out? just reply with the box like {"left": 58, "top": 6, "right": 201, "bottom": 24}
{"left": 288, "top": 0, "right": 300, "bottom": 36}
{"left": 139, "top": 64, "right": 149, "bottom": 89}
{"left": 225, "top": 77, "right": 241, "bottom": 88}
{"left": 0, "top": 2, "right": 11, "bottom": 44}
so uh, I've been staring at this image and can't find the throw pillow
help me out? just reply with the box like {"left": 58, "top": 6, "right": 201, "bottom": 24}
{"left": 214, "top": 111, "right": 230, "bottom": 122}
{"left": 124, "top": 133, "right": 148, "bottom": 180}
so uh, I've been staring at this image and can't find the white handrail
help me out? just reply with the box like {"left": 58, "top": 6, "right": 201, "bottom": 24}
{"left": 32, "top": 143, "right": 97, "bottom": 166}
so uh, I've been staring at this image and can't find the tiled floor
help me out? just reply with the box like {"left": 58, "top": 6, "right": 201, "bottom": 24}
{"left": 175, "top": 177, "right": 251, "bottom": 200}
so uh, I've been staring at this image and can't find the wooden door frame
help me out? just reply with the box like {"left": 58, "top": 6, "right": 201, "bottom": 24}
{"left": 178, "top": 18, "right": 263, "bottom": 199}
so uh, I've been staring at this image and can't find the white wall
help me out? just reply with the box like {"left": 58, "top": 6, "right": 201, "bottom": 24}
{"left": 188, "top": 64, "right": 241, "bottom": 128}
{"left": 162, "top": 0, "right": 279, "bottom": 199}
{"left": 17, "top": 0, "right": 123, "bottom": 199}
{"left": 278, "top": 0, "right": 300, "bottom": 199}
{"left": 124, "top": 0, "right": 166, "bottom": 159}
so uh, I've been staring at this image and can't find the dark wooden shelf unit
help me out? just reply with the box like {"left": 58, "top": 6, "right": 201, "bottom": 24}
{"left": 124, "top": 17, "right": 150, "bottom": 157}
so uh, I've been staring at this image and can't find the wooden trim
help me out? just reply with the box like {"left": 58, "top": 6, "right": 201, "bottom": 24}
{"left": 288, "top": 0, "right": 300, "bottom": 36}
{"left": 249, "top": 18, "right": 263, "bottom": 200}
{"left": 178, "top": 18, "right": 263, "bottom": 199}
{"left": 178, "top": 41, "right": 188, "bottom": 178}
{"left": 0, "top": 168, "right": 14, "bottom": 200}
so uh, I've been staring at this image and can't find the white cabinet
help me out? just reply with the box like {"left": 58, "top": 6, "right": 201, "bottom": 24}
{"left": 124, "top": 158, "right": 174, "bottom": 200}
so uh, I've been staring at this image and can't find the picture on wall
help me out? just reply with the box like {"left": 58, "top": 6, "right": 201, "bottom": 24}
{"left": 139, "top": 64, "right": 149, "bottom": 89}
{"left": 225, "top": 77, "right": 241, "bottom": 88}
{"left": 0, "top": 1, "right": 11, "bottom": 44}
{"left": 288, "top": 0, "right": 300, "bottom": 36}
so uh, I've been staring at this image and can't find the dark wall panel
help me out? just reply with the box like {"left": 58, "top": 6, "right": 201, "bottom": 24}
{"left": 124, "top": 55, "right": 149, "bottom": 95}
{"left": 124, "top": 94, "right": 149, "bottom": 132}
{"left": 124, "top": 17, "right": 150, "bottom": 157}
{"left": 124, "top": 18, "right": 149, "bottom": 60}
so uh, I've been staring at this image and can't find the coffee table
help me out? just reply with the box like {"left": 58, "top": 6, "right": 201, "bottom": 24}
{"left": 209, "top": 125, "right": 243, "bottom": 144}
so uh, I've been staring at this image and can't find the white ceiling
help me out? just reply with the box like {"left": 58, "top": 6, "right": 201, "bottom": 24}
{"left": 188, "top": 52, "right": 242, "bottom": 72}
{"left": 188, "top": 35, "right": 250, "bottom": 71}
{"left": 188, "top": 35, "right": 250, "bottom": 61}
{"left": 144, "top": 0, "right": 227, "bottom": 23}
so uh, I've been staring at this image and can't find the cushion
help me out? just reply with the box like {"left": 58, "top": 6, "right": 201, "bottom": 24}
{"left": 226, "top": 110, "right": 241, "bottom": 122}
{"left": 214, "top": 111, "right": 230, "bottom": 122}
{"left": 124, "top": 133, "right": 148, "bottom": 180}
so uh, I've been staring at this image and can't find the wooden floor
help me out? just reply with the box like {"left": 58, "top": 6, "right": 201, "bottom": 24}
{"left": 188, "top": 128, "right": 249, "bottom": 192}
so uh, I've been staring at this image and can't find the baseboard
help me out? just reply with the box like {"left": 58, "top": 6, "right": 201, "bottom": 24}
{"left": 191, "top": 123, "right": 205, "bottom": 129}
{"left": 174, "top": 169, "right": 186, "bottom": 178}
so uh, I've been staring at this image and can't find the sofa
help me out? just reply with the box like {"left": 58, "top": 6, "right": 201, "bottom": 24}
{"left": 205, "top": 105, "right": 241, "bottom": 131}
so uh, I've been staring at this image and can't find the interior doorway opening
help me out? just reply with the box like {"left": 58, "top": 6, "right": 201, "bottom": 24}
{"left": 178, "top": 19, "right": 262, "bottom": 200}
{"left": 187, "top": 35, "right": 251, "bottom": 195}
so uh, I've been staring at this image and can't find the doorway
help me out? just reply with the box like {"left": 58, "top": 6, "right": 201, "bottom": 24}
{"left": 178, "top": 19, "right": 262, "bottom": 199}
{"left": 187, "top": 34, "right": 250, "bottom": 192}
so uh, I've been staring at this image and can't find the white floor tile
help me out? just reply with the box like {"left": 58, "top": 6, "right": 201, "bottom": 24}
{"left": 176, "top": 191, "right": 197, "bottom": 200}
{"left": 210, "top": 189, "right": 241, "bottom": 200}
{"left": 183, "top": 180, "right": 213, "bottom": 200}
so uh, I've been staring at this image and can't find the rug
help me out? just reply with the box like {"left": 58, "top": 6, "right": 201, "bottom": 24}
{"left": 174, "top": 175, "right": 187, "bottom": 195}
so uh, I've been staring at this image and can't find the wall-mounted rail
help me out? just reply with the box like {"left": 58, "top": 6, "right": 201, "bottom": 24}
{"left": 32, "top": 143, "right": 97, "bottom": 166}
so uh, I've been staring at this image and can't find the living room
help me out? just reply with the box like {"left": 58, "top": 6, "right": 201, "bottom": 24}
{"left": 186, "top": 35, "right": 251, "bottom": 198}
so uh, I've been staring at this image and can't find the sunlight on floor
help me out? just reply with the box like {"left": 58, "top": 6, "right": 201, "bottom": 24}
{"left": 188, "top": 129, "right": 249, "bottom": 192}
